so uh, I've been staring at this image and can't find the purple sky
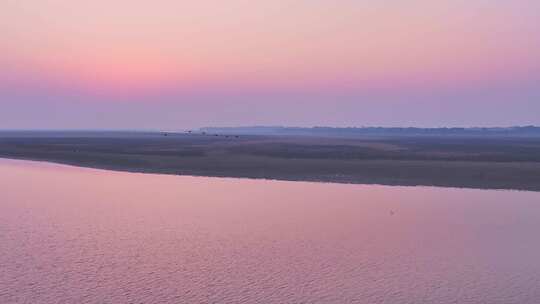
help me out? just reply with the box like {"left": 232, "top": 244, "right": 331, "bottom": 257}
{"left": 1, "top": 0, "right": 539, "bottom": 129}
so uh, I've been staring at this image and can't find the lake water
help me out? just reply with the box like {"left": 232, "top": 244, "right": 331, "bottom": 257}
{"left": 1, "top": 159, "right": 540, "bottom": 303}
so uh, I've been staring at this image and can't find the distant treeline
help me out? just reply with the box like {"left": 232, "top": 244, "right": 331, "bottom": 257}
{"left": 200, "top": 126, "right": 540, "bottom": 137}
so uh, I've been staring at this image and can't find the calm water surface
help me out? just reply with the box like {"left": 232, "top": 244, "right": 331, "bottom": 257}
{"left": 1, "top": 159, "right": 540, "bottom": 303}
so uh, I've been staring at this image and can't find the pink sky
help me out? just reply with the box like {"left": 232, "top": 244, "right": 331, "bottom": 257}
{"left": 1, "top": 0, "right": 539, "bottom": 129}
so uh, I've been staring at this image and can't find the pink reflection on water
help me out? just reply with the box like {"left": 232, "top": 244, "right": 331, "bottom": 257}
{"left": 1, "top": 159, "right": 540, "bottom": 303}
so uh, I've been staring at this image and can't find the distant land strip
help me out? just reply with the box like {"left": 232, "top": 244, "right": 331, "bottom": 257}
{"left": 200, "top": 126, "right": 540, "bottom": 137}
{"left": 1, "top": 130, "right": 539, "bottom": 192}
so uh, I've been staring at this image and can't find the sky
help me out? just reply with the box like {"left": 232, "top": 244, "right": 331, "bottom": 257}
{"left": 1, "top": 0, "right": 539, "bottom": 129}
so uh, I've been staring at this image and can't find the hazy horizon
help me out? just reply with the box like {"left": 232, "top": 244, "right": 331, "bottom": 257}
{"left": 1, "top": 124, "right": 540, "bottom": 132}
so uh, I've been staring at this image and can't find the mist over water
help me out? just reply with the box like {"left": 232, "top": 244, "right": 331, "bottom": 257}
{"left": 1, "top": 159, "right": 540, "bottom": 303}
